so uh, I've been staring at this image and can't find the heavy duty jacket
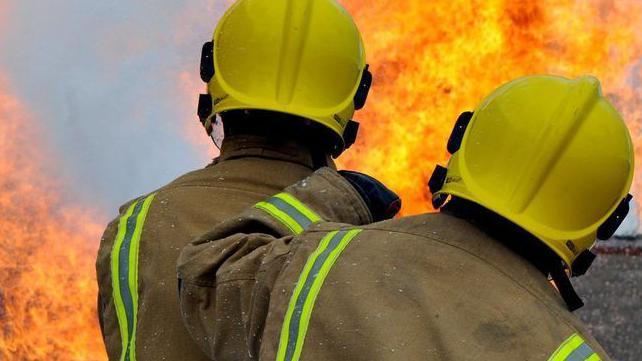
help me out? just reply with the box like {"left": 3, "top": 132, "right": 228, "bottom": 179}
{"left": 178, "top": 168, "right": 611, "bottom": 361}
{"left": 96, "top": 136, "right": 325, "bottom": 361}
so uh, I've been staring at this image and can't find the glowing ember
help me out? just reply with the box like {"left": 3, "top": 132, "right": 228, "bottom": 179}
{"left": 0, "top": 77, "right": 106, "bottom": 361}
{"left": 339, "top": 0, "right": 642, "bottom": 215}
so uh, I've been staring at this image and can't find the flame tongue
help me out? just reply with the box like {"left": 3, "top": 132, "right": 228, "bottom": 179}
{"left": 339, "top": 0, "right": 642, "bottom": 215}
{"left": 0, "top": 78, "right": 107, "bottom": 361}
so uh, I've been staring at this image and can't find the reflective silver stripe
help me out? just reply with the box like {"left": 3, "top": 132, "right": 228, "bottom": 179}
{"left": 566, "top": 343, "right": 596, "bottom": 361}
{"left": 254, "top": 193, "right": 321, "bottom": 235}
{"left": 118, "top": 199, "right": 145, "bottom": 361}
{"left": 266, "top": 197, "right": 314, "bottom": 230}
{"left": 111, "top": 193, "right": 156, "bottom": 361}
{"left": 276, "top": 229, "right": 363, "bottom": 361}
{"left": 548, "top": 333, "right": 599, "bottom": 361}
{"left": 284, "top": 231, "right": 348, "bottom": 359}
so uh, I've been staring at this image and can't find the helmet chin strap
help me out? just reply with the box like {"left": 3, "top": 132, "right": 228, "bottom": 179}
{"left": 201, "top": 114, "right": 225, "bottom": 151}
{"left": 549, "top": 259, "right": 584, "bottom": 311}
{"left": 209, "top": 114, "right": 224, "bottom": 150}
{"left": 210, "top": 134, "right": 221, "bottom": 151}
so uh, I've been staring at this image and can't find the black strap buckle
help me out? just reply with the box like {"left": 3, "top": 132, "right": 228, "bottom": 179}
{"left": 197, "top": 94, "right": 213, "bottom": 123}
{"left": 354, "top": 65, "right": 372, "bottom": 110}
{"left": 447, "top": 111, "right": 473, "bottom": 154}
{"left": 428, "top": 165, "right": 449, "bottom": 208}
{"left": 200, "top": 41, "right": 215, "bottom": 83}
{"left": 428, "top": 165, "right": 448, "bottom": 194}
{"left": 343, "top": 120, "right": 360, "bottom": 149}
{"left": 597, "top": 194, "right": 633, "bottom": 240}
{"left": 571, "top": 250, "right": 596, "bottom": 277}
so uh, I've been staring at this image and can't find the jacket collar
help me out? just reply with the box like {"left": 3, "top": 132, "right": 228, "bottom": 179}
{"left": 213, "top": 135, "right": 336, "bottom": 170}
{"left": 430, "top": 213, "right": 569, "bottom": 307}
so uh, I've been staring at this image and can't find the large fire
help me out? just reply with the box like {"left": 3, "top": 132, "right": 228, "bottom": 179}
{"left": 0, "top": 77, "right": 106, "bottom": 360}
{"left": 339, "top": 0, "right": 642, "bottom": 215}
{"left": 0, "top": 1, "right": 641, "bottom": 360}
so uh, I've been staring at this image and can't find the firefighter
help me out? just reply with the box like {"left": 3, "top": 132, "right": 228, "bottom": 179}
{"left": 178, "top": 75, "right": 632, "bottom": 360}
{"left": 95, "top": 0, "right": 380, "bottom": 360}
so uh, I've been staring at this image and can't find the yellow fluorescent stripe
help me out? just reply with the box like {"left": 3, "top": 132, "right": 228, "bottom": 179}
{"left": 292, "top": 229, "right": 362, "bottom": 361}
{"left": 277, "top": 229, "right": 363, "bottom": 361}
{"left": 111, "top": 200, "right": 139, "bottom": 358}
{"left": 274, "top": 193, "right": 322, "bottom": 223}
{"left": 276, "top": 231, "right": 338, "bottom": 361}
{"left": 255, "top": 202, "right": 303, "bottom": 234}
{"left": 548, "top": 333, "right": 584, "bottom": 361}
{"left": 128, "top": 193, "right": 156, "bottom": 361}
{"left": 586, "top": 353, "right": 601, "bottom": 361}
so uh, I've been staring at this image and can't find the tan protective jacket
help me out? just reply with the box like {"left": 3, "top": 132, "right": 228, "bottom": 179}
{"left": 96, "top": 135, "right": 326, "bottom": 361}
{"left": 178, "top": 168, "right": 611, "bottom": 361}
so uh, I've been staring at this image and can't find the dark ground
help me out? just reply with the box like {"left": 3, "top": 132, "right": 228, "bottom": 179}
{"left": 573, "top": 240, "right": 642, "bottom": 361}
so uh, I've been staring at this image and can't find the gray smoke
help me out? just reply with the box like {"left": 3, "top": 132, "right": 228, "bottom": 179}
{"left": 2, "top": 1, "right": 640, "bottom": 239}
{"left": 0, "top": 1, "right": 229, "bottom": 214}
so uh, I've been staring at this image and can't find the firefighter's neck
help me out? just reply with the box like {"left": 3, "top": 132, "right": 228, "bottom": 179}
{"left": 220, "top": 110, "right": 336, "bottom": 170}
{"left": 220, "top": 134, "right": 335, "bottom": 170}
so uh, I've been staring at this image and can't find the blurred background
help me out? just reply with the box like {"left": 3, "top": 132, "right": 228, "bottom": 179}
{"left": 0, "top": 0, "right": 640, "bottom": 360}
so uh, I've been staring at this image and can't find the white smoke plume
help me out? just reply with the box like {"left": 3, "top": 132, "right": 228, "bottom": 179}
{"left": 0, "top": 1, "right": 230, "bottom": 212}
{"left": 1, "top": 1, "right": 640, "bottom": 241}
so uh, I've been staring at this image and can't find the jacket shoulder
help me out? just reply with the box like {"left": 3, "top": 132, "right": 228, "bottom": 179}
{"left": 111, "top": 164, "right": 218, "bottom": 215}
{"left": 145, "top": 164, "right": 217, "bottom": 194}
{"left": 296, "top": 215, "right": 611, "bottom": 360}
{"left": 360, "top": 212, "right": 482, "bottom": 239}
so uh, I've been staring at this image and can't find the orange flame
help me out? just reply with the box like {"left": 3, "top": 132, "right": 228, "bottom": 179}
{"left": 339, "top": 0, "right": 642, "bottom": 215}
{"left": 1, "top": 1, "right": 641, "bottom": 360}
{"left": 0, "top": 76, "right": 107, "bottom": 360}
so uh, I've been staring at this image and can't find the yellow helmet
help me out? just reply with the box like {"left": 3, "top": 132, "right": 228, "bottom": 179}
{"left": 197, "top": 0, "right": 372, "bottom": 155}
{"left": 429, "top": 75, "right": 634, "bottom": 271}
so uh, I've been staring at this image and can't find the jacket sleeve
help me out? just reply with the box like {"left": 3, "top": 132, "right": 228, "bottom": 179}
{"left": 95, "top": 217, "right": 119, "bottom": 339}
{"left": 176, "top": 167, "right": 377, "bottom": 360}
{"left": 94, "top": 199, "right": 137, "bottom": 360}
